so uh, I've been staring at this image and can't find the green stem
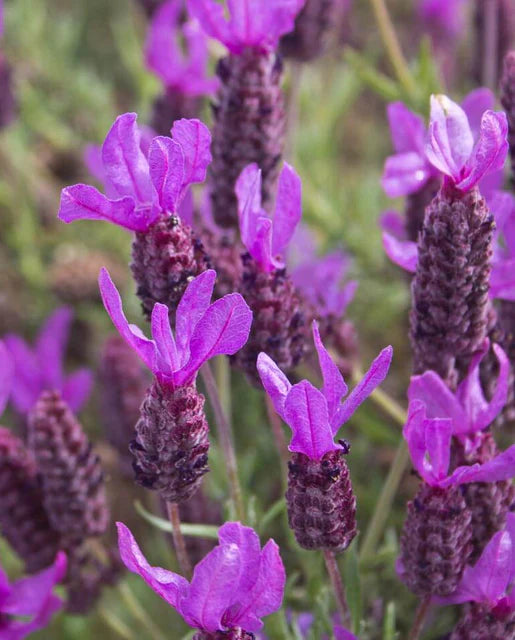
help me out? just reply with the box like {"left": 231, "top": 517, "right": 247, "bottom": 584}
{"left": 408, "top": 596, "right": 431, "bottom": 640}
{"left": 369, "top": 0, "right": 417, "bottom": 98}
{"left": 167, "top": 502, "right": 192, "bottom": 578}
{"left": 118, "top": 582, "right": 168, "bottom": 640}
{"left": 323, "top": 550, "right": 350, "bottom": 628}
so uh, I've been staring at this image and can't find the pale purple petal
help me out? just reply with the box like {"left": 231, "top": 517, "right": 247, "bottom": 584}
{"left": 117, "top": 522, "right": 189, "bottom": 610}
{"left": 187, "top": 0, "right": 232, "bottom": 50}
{"left": 312, "top": 321, "right": 347, "bottom": 428}
{"left": 271, "top": 163, "right": 302, "bottom": 256}
{"left": 0, "top": 340, "right": 14, "bottom": 415}
{"left": 425, "top": 416, "right": 452, "bottom": 480}
{"left": 490, "top": 259, "right": 515, "bottom": 301}
{"left": 408, "top": 371, "right": 466, "bottom": 429}
{"left": 236, "top": 163, "right": 262, "bottom": 249}
{"left": 99, "top": 268, "right": 157, "bottom": 373}
{"left": 458, "top": 111, "right": 509, "bottom": 192}
{"left": 247, "top": 217, "right": 274, "bottom": 272}
{"left": 218, "top": 522, "right": 261, "bottom": 595}
{"left": 382, "top": 152, "right": 432, "bottom": 197}
{"left": 256, "top": 352, "right": 291, "bottom": 421}
{"left": 101, "top": 113, "right": 153, "bottom": 205}
{"left": 171, "top": 119, "right": 212, "bottom": 196}
{"left": 151, "top": 303, "right": 179, "bottom": 378}
{"left": 144, "top": 0, "right": 184, "bottom": 87}
{"left": 333, "top": 346, "right": 393, "bottom": 427}
{"left": 403, "top": 400, "right": 429, "bottom": 478}
{"left": 83, "top": 144, "right": 108, "bottom": 186}
{"left": 387, "top": 102, "right": 426, "bottom": 154}
{"left": 178, "top": 187, "right": 194, "bottom": 227}
{"left": 479, "top": 169, "right": 505, "bottom": 202}
{"left": 62, "top": 369, "right": 93, "bottom": 412}
{"left": 382, "top": 232, "right": 418, "bottom": 273}
{"left": 3, "top": 336, "right": 41, "bottom": 413}
{"left": 58, "top": 184, "right": 150, "bottom": 231}
{"left": 284, "top": 380, "right": 338, "bottom": 460}
{"left": 148, "top": 136, "right": 184, "bottom": 212}
{"left": 181, "top": 543, "right": 242, "bottom": 632}
{"left": 461, "top": 88, "right": 495, "bottom": 139}
{"left": 334, "top": 627, "right": 358, "bottom": 640}
{"left": 175, "top": 270, "right": 217, "bottom": 359}
{"left": 447, "top": 445, "right": 515, "bottom": 486}
{"left": 182, "top": 20, "right": 219, "bottom": 95}
{"left": 35, "top": 307, "right": 72, "bottom": 390}
{"left": 176, "top": 293, "right": 252, "bottom": 385}
{"left": 379, "top": 210, "right": 406, "bottom": 240}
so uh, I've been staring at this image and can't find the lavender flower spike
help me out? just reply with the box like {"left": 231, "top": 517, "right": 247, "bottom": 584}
{"left": 0, "top": 552, "right": 67, "bottom": 640}
{"left": 100, "top": 268, "right": 252, "bottom": 501}
{"left": 3, "top": 308, "right": 92, "bottom": 415}
{"left": 118, "top": 521, "right": 285, "bottom": 638}
{"left": 258, "top": 321, "right": 392, "bottom": 551}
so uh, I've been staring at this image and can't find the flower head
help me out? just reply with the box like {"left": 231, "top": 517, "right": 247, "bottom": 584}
{"left": 408, "top": 339, "right": 510, "bottom": 453}
{"left": 145, "top": 0, "right": 218, "bottom": 96}
{"left": 3, "top": 308, "right": 92, "bottom": 414}
{"left": 0, "top": 552, "right": 67, "bottom": 640}
{"left": 403, "top": 400, "right": 515, "bottom": 488}
{"left": 236, "top": 162, "right": 302, "bottom": 272}
{"left": 187, "top": 0, "right": 306, "bottom": 55}
{"left": 258, "top": 322, "right": 392, "bottom": 460}
{"left": 117, "top": 521, "right": 285, "bottom": 634}
{"left": 59, "top": 115, "right": 211, "bottom": 232}
{"left": 99, "top": 268, "right": 252, "bottom": 388}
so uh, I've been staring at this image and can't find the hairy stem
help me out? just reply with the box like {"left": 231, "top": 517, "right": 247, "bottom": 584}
{"left": 167, "top": 502, "right": 192, "bottom": 579}
{"left": 408, "top": 596, "right": 431, "bottom": 640}
{"left": 323, "top": 550, "right": 350, "bottom": 628}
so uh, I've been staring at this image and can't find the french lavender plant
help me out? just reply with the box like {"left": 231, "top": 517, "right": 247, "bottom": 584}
{"left": 188, "top": 0, "right": 305, "bottom": 228}
{"left": 0, "top": 552, "right": 67, "bottom": 639}
{"left": 399, "top": 399, "right": 515, "bottom": 598}
{"left": 230, "top": 162, "right": 308, "bottom": 385}
{"left": 118, "top": 521, "right": 285, "bottom": 639}
{"left": 437, "top": 514, "right": 515, "bottom": 639}
{"left": 59, "top": 115, "right": 212, "bottom": 322}
{"left": 145, "top": 0, "right": 218, "bottom": 135}
{"left": 99, "top": 268, "right": 252, "bottom": 503}
{"left": 258, "top": 322, "right": 392, "bottom": 551}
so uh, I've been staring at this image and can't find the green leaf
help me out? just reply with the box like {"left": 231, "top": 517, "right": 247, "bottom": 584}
{"left": 343, "top": 540, "right": 362, "bottom": 635}
{"left": 382, "top": 602, "right": 397, "bottom": 640}
{"left": 134, "top": 501, "right": 219, "bottom": 539}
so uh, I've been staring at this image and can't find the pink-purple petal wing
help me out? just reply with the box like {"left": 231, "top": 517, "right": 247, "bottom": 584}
{"left": 382, "top": 232, "right": 418, "bottom": 273}
{"left": 3, "top": 335, "right": 41, "bottom": 414}
{"left": 218, "top": 522, "right": 262, "bottom": 594}
{"left": 62, "top": 369, "right": 93, "bottom": 413}
{"left": 144, "top": 0, "right": 184, "bottom": 86}
{"left": 186, "top": 0, "right": 232, "bottom": 49}
{"left": 448, "top": 445, "right": 515, "bottom": 485}
{"left": 256, "top": 352, "right": 291, "bottom": 421}
{"left": 461, "top": 88, "right": 495, "bottom": 139}
{"left": 424, "top": 416, "right": 452, "bottom": 481}
{"left": 408, "top": 371, "right": 466, "bottom": 429}
{"left": 271, "top": 162, "right": 302, "bottom": 256}
{"left": 175, "top": 269, "right": 217, "bottom": 358}
{"left": 236, "top": 163, "right": 262, "bottom": 248}
{"left": 387, "top": 101, "right": 426, "bottom": 154}
{"left": 151, "top": 303, "right": 179, "bottom": 377}
{"left": 312, "top": 322, "right": 347, "bottom": 429}
{"left": 334, "top": 627, "right": 359, "bottom": 640}
{"left": 381, "top": 152, "right": 432, "bottom": 197}
{"left": 171, "top": 119, "right": 212, "bottom": 194}
{"left": 403, "top": 400, "right": 429, "bottom": 479}
{"left": 148, "top": 136, "right": 184, "bottom": 213}
{"left": 379, "top": 210, "right": 407, "bottom": 240}
{"left": 35, "top": 307, "right": 72, "bottom": 390}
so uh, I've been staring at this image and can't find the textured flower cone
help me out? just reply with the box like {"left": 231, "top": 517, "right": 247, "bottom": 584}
{"left": 231, "top": 256, "right": 308, "bottom": 386}
{"left": 400, "top": 483, "right": 473, "bottom": 596}
{"left": 209, "top": 50, "right": 285, "bottom": 228}
{"left": 474, "top": 0, "right": 515, "bottom": 87}
{"left": 131, "top": 214, "right": 211, "bottom": 322}
{"left": 285, "top": 450, "right": 357, "bottom": 552}
{"left": 317, "top": 315, "right": 359, "bottom": 379}
{"left": 404, "top": 176, "right": 441, "bottom": 243}
{"left": 198, "top": 229, "right": 243, "bottom": 299}
{"left": 100, "top": 336, "right": 149, "bottom": 476}
{"left": 410, "top": 184, "right": 494, "bottom": 388}
{"left": 450, "top": 602, "right": 515, "bottom": 640}
{"left": 28, "top": 391, "right": 109, "bottom": 543}
{"left": 279, "top": 0, "right": 336, "bottom": 62}
{"left": 501, "top": 51, "right": 515, "bottom": 186}
{"left": 193, "top": 629, "right": 257, "bottom": 640}
{"left": 150, "top": 89, "right": 202, "bottom": 137}
{"left": 0, "top": 427, "right": 61, "bottom": 573}
{"left": 129, "top": 381, "right": 210, "bottom": 503}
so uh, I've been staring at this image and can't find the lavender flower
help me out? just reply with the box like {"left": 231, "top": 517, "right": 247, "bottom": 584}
{"left": 258, "top": 321, "right": 392, "bottom": 551}
{"left": 117, "top": 521, "right": 285, "bottom": 638}
{"left": 230, "top": 162, "right": 309, "bottom": 384}
{"left": 59, "top": 115, "right": 212, "bottom": 320}
{"left": 437, "top": 514, "right": 515, "bottom": 639}
{"left": 399, "top": 400, "right": 515, "bottom": 596}
{"left": 0, "top": 552, "right": 67, "bottom": 639}
{"left": 145, "top": 0, "right": 218, "bottom": 135}
{"left": 99, "top": 268, "right": 252, "bottom": 502}
{"left": 3, "top": 308, "right": 92, "bottom": 415}
{"left": 188, "top": 0, "right": 305, "bottom": 227}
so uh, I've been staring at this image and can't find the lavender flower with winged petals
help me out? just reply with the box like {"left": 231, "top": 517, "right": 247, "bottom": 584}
{"left": 117, "top": 521, "right": 285, "bottom": 636}
{"left": 0, "top": 552, "right": 66, "bottom": 640}
{"left": 3, "top": 308, "right": 92, "bottom": 415}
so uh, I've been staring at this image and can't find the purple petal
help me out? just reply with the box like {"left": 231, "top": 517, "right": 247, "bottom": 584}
{"left": 151, "top": 303, "right": 179, "bottom": 378}
{"left": 178, "top": 187, "right": 194, "bottom": 227}
{"left": 176, "top": 293, "right": 252, "bottom": 385}
{"left": 312, "top": 321, "right": 347, "bottom": 429}
{"left": 35, "top": 307, "right": 72, "bottom": 390}
{"left": 247, "top": 216, "right": 274, "bottom": 272}
{"left": 148, "top": 136, "right": 184, "bottom": 213}
{"left": 256, "top": 352, "right": 291, "bottom": 421}
{"left": 117, "top": 522, "right": 189, "bottom": 610}
{"left": 0, "top": 340, "right": 14, "bottom": 415}
{"left": 83, "top": 144, "right": 109, "bottom": 187}
{"left": 62, "top": 369, "right": 93, "bottom": 413}
{"left": 101, "top": 113, "right": 153, "bottom": 205}
{"left": 461, "top": 88, "right": 495, "bottom": 139}
{"left": 458, "top": 111, "right": 509, "bottom": 192}
{"left": 334, "top": 346, "right": 393, "bottom": 427}
{"left": 403, "top": 400, "right": 429, "bottom": 478}
{"left": 58, "top": 184, "right": 151, "bottom": 232}
{"left": 408, "top": 371, "right": 466, "bottom": 429}
{"left": 490, "top": 258, "right": 515, "bottom": 301}
{"left": 425, "top": 416, "right": 451, "bottom": 480}
{"left": 447, "top": 445, "right": 515, "bottom": 486}
{"left": 236, "top": 163, "right": 262, "bottom": 248}
{"left": 181, "top": 543, "right": 242, "bottom": 632}
{"left": 283, "top": 380, "right": 338, "bottom": 460}
{"left": 387, "top": 102, "right": 426, "bottom": 154}
{"left": 382, "top": 232, "right": 418, "bottom": 273}
{"left": 379, "top": 210, "right": 407, "bottom": 240}
{"left": 425, "top": 95, "right": 474, "bottom": 180}
{"left": 271, "top": 162, "right": 302, "bottom": 256}
{"left": 98, "top": 268, "right": 157, "bottom": 373}
{"left": 381, "top": 152, "right": 432, "bottom": 197}
{"left": 334, "top": 627, "right": 358, "bottom": 640}
{"left": 171, "top": 119, "right": 212, "bottom": 196}
{"left": 144, "top": 0, "right": 184, "bottom": 87}
{"left": 218, "top": 522, "right": 261, "bottom": 595}
{"left": 182, "top": 20, "right": 220, "bottom": 95}
{"left": 3, "top": 335, "right": 41, "bottom": 414}
{"left": 187, "top": 0, "right": 233, "bottom": 50}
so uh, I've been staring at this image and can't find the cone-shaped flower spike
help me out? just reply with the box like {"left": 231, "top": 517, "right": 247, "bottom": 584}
{"left": 117, "top": 521, "right": 285, "bottom": 639}
{"left": 99, "top": 268, "right": 252, "bottom": 502}
{"left": 258, "top": 321, "right": 392, "bottom": 551}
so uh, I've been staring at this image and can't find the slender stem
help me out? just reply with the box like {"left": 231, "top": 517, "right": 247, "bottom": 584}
{"left": 359, "top": 441, "right": 410, "bottom": 561}
{"left": 265, "top": 394, "right": 290, "bottom": 469}
{"left": 369, "top": 0, "right": 417, "bottom": 97}
{"left": 215, "top": 355, "right": 232, "bottom": 419}
{"left": 482, "top": 0, "right": 499, "bottom": 89}
{"left": 118, "top": 582, "right": 168, "bottom": 640}
{"left": 408, "top": 596, "right": 431, "bottom": 640}
{"left": 323, "top": 550, "right": 350, "bottom": 628}
{"left": 99, "top": 605, "right": 137, "bottom": 640}
{"left": 201, "top": 362, "right": 245, "bottom": 522}
{"left": 167, "top": 502, "right": 192, "bottom": 579}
